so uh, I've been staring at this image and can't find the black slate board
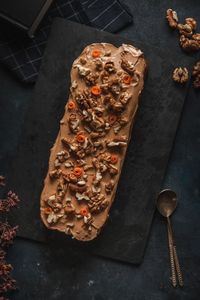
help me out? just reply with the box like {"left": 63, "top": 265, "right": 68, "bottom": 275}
{"left": 6, "top": 19, "right": 194, "bottom": 264}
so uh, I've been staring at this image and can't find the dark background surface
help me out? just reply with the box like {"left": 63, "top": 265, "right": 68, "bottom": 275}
{"left": 0, "top": 0, "right": 200, "bottom": 299}
{"left": 0, "top": 0, "right": 48, "bottom": 27}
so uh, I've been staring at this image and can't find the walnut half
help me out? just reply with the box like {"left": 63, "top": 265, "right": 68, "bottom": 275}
{"left": 166, "top": 9, "right": 178, "bottom": 29}
{"left": 172, "top": 67, "right": 189, "bottom": 84}
{"left": 192, "top": 61, "right": 200, "bottom": 89}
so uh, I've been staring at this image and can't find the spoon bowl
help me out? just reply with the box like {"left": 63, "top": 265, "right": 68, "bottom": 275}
{"left": 156, "top": 189, "right": 177, "bottom": 218}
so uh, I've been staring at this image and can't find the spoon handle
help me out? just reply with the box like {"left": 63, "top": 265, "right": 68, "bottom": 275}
{"left": 173, "top": 245, "right": 184, "bottom": 287}
{"left": 167, "top": 224, "right": 177, "bottom": 287}
{"left": 167, "top": 218, "right": 184, "bottom": 287}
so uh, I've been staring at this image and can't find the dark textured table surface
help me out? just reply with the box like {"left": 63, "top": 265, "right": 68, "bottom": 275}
{"left": 0, "top": 0, "right": 200, "bottom": 299}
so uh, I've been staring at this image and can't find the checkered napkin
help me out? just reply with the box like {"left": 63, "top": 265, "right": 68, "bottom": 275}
{"left": 0, "top": 0, "right": 133, "bottom": 83}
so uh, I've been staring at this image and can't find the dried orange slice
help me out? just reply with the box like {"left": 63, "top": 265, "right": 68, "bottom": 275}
{"left": 110, "top": 154, "right": 118, "bottom": 164}
{"left": 68, "top": 100, "right": 76, "bottom": 110}
{"left": 123, "top": 75, "right": 132, "bottom": 84}
{"left": 108, "top": 114, "right": 117, "bottom": 124}
{"left": 43, "top": 207, "right": 52, "bottom": 214}
{"left": 79, "top": 207, "right": 89, "bottom": 216}
{"left": 76, "top": 133, "right": 86, "bottom": 143}
{"left": 91, "top": 49, "right": 101, "bottom": 58}
{"left": 73, "top": 167, "right": 83, "bottom": 178}
{"left": 91, "top": 85, "right": 101, "bottom": 96}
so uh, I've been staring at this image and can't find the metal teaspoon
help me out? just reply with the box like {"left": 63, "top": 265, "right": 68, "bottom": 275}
{"left": 156, "top": 189, "right": 184, "bottom": 287}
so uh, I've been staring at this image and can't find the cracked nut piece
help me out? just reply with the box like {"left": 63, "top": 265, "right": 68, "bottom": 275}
{"left": 192, "top": 33, "right": 200, "bottom": 43}
{"left": 121, "top": 59, "right": 135, "bottom": 74}
{"left": 180, "top": 35, "right": 200, "bottom": 52}
{"left": 193, "top": 74, "right": 200, "bottom": 89}
{"left": 185, "top": 18, "right": 197, "bottom": 31}
{"left": 104, "top": 61, "right": 116, "bottom": 73}
{"left": 192, "top": 61, "right": 200, "bottom": 76}
{"left": 172, "top": 67, "right": 189, "bottom": 83}
{"left": 166, "top": 9, "right": 178, "bottom": 28}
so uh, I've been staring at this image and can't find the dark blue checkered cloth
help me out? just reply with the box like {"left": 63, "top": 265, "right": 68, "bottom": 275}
{"left": 0, "top": 0, "right": 133, "bottom": 83}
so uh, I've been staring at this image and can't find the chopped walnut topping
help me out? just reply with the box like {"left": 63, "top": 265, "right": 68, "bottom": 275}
{"left": 64, "top": 161, "right": 74, "bottom": 168}
{"left": 71, "top": 80, "right": 78, "bottom": 90}
{"left": 57, "top": 150, "right": 69, "bottom": 162}
{"left": 107, "top": 164, "right": 118, "bottom": 176}
{"left": 113, "top": 123, "right": 122, "bottom": 134}
{"left": 166, "top": 9, "right": 178, "bottom": 29}
{"left": 106, "top": 136, "right": 127, "bottom": 148}
{"left": 93, "top": 170, "right": 103, "bottom": 185}
{"left": 119, "top": 91, "right": 132, "bottom": 105}
{"left": 57, "top": 181, "right": 66, "bottom": 201}
{"left": 52, "top": 202, "right": 63, "bottom": 213}
{"left": 46, "top": 194, "right": 56, "bottom": 207}
{"left": 105, "top": 180, "right": 114, "bottom": 194}
{"left": 77, "top": 180, "right": 86, "bottom": 186}
{"left": 54, "top": 159, "right": 61, "bottom": 168}
{"left": 92, "top": 185, "right": 101, "bottom": 193}
{"left": 105, "top": 50, "right": 111, "bottom": 56}
{"left": 68, "top": 113, "right": 80, "bottom": 133}
{"left": 47, "top": 212, "right": 59, "bottom": 224}
{"left": 62, "top": 137, "right": 76, "bottom": 151}
{"left": 185, "top": 18, "right": 197, "bottom": 31}
{"left": 95, "top": 59, "right": 103, "bottom": 71}
{"left": 45, "top": 208, "right": 64, "bottom": 224}
{"left": 76, "top": 65, "right": 90, "bottom": 77}
{"left": 75, "top": 192, "right": 90, "bottom": 201}
{"left": 100, "top": 83, "right": 109, "bottom": 94}
{"left": 80, "top": 57, "right": 87, "bottom": 65}
{"left": 101, "top": 70, "right": 110, "bottom": 83}
{"left": 76, "top": 159, "right": 87, "bottom": 166}
{"left": 104, "top": 61, "right": 116, "bottom": 73}
{"left": 172, "top": 67, "right": 189, "bottom": 83}
{"left": 85, "top": 72, "right": 99, "bottom": 86}
{"left": 69, "top": 183, "right": 87, "bottom": 193}
{"left": 82, "top": 214, "right": 94, "bottom": 231}
{"left": 88, "top": 193, "right": 109, "bottom": 214}
{"left": 121, "top": 58, "right": 135, "bottom": 75}
{"left": 49, "top": 169, "right": 62, "bottom": 179}
{"left": 119, "top": 115, "right": 128, "bottom": 126}
{"left": 64, "top": 201, "right": 75, "bottom": 215}
{"left": 83, "top": 164, "right": 94, "bottom": 171}
{"left": 109, "top": 79, "right": 122, "bottom": 96}
{"left": 65, "top": 222, "right": 74, "bottom": 234}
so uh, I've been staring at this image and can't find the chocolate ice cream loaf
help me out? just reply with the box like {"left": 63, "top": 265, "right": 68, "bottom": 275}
{"left": 40, "top": 43, "right": 147, "bottom": 241}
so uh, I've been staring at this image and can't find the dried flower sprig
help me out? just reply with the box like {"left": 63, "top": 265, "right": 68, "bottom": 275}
{"left": 0, "top": 177, "right": 5, "bottom": 188}
{"left": 0, "top": 176, "right": 20, "bottom": 298}
{"left": 0, "top": 191, "right": 20, "bottom": 213}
